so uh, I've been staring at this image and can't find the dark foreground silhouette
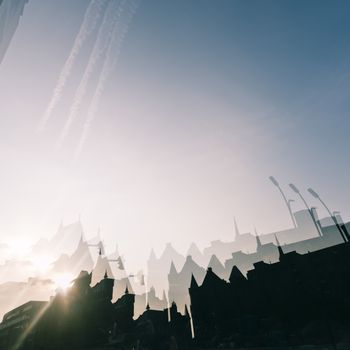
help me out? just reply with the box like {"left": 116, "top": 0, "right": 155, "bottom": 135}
{"left": 1, "top": 239, "right": 350, "bottom": 349}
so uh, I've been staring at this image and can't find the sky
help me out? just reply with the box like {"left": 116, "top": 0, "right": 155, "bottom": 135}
{"left": 1, "top": 0, "right": 350, "bottom": 264}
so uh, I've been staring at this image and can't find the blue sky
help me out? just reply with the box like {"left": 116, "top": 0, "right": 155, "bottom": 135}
{"left": 1, "top": 0, "right": 350, "bottom": 263}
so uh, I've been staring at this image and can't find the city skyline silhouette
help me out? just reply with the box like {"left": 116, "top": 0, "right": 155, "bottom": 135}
{"left": 1, "top": 206, "right": 350, "bottom": 349}
{"left": 2, "top": 0, "right": 350, "bottom": 348}
{"left": 2, "top": 0, "right": 350, "bottom": 265}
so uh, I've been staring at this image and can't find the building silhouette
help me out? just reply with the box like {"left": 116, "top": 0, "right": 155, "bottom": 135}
{"left": 1, "top": 208, "right": 350, "bottom": 348}
{"left": 190, "top": 240, "right": 350, "bottom": 348}
{"left": 0, "top": 269, "right": 192, "bottom": 349}
{"left": 2, "top": 239, "right": 350, "bottom": 348}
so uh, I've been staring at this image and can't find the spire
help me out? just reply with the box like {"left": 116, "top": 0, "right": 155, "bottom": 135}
{"left": 104, "top": 270, "right": 108, "bottom": 279}
{"left": 190, "top": 274, "right": 198, "bottom": 289}
{"left": 162, "top": 290, "right": 168, "bottom": 302}
{"left": 274, "top": 234, "right": 284, "bottom": 258}
{"left": 149, "top": 248, "right": 157, "bottom": 261}
{"left": 234, "top": 217, "right": 240, "bottom": 239}
{"left": 184, "top": 304, "right": 190, "bottom": 317}
{"left": 169, "top": 261, "right": 177, "bottom": 275}
{"left": 229, "top": 265, "right": 246, "bottom": 284}
{"left": 170, "top": 300, "right": 177, "bottom": 314}
{"left": 255, "top": 227, "right": 262, "bottom": 249}
{"left": 125, "top": 286, "right": 129, "bottom": 294}
{"left": 146, "top": 303, "right": 150, "bottom": 311}
{"left": 98, "top": 241, "right": 104, "bottom": 256}
{"left": 78, "top": 232, "right": 85, "bottom": 246}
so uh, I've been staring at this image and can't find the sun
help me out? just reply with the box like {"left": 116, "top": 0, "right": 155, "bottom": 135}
{"left": 53, "top": 273, "right": 73, "bottom": 292}
{"left": 8, "top": 238, "right": 32, "bottom": 258}
{"left": 32, "top": 255, "right": 53, "bottom": 274}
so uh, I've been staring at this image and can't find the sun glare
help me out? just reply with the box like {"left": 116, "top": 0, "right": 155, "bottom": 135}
{"left": 8, "top": 238, "right": 32, "bottom": 258}
{"left": 32, "top": 255, "right": 53, "bottom": 273}
{"left": 54, "top": 273, "right": 73, "bottom": 292}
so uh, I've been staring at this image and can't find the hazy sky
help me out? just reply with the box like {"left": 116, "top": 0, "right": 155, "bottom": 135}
{"left": 1, "top": 0, "right": 350, "bottom": 263}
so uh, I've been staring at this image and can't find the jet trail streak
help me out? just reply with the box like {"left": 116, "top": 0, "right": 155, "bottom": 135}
{"left": 75, "top": 0, "right": 141, "bottom": 157}
{"left": 37, "top": 0, "right": 106, "bottom": 132}
{"left": 57, "top": 0, "right": 123, "bottom": 148}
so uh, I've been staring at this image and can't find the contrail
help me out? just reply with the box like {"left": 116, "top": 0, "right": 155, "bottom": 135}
{"left": 75, "top": 0, "right": 141, "bottom": 157}
{"left": 57, "top": 0, "right": 123, "bottom": 148}
{"left": 37, "top": 0, "right": 107, "bottom": 132}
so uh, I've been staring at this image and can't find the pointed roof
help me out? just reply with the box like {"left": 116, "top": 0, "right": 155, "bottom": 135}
{"left": 146, "top": 303, "right": 150, "bottom": 311}
{"left": 70, "top": 235, "right": 93, "bottom": 265}
{"left": 75, "top": 270, "right": 90, "bottom": 280}
{"left": 182, "top": 254, "right": 202, "bottom": 273}
{"left": 75, "top": 233, "right": 87, "bottom": 252}
{"left": 207, "top": 254, "right": 225, "bottom": 276}
{"left": 161, "top": 242, "right": 178, "bottom": 259}
{"left": 98, "top": 240, "right": 105, "bottom": 256}
{"left": 186, "top": 254, "right": 193, "bottom": 262}
{"left": 91, "top": 252, "right": 113, "bottom": 286}
{"left": 234, "top": 217, "right": 240, "bottom": 238}
{"left": 208, "top": 254, "right": 224, "bottom": 268}
{"left": 187, "top": 242, "right": 202, "bottom": 257}
{"left": 125, "top": 286, "right": 129, "bottom": 294}
{"left": 149, "top": 286, "right": 156, "bottom": 296}
{"left": 104, "top": 270, "right": 108, "bottom": 279}
{"left": 184, "top": 304, "right": 190, "bottom": 317}
{"left": 149, "top": 248, "right": 157, "bottom": 261}
{"left": 229, "top": 265, "right": 246, "bottom": 284}
{"left": 170, "top": 301, "right": 177, "bottom": 311}
{"left": 190, "top": 274, "right": 198, "bottom": 289}
{"left": 73, "top": 270, "right": 92, "bottom": 285}
{"left": 202, "top": 267, "right": 225, "bottom": 288}
{"left": 169, "top": 261, "right": 178, "bottom": 275}
{"left": 274, "top": 234, "right": 284, "bottom": 258}
{"left": 163, "top": 242, "right": 174, "bottom": 255}
{"left": 255, "top": 227, "right": 262, "bottom": 249}
{"left": 159, "top": 243, "right": 185, "bottom": 269}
